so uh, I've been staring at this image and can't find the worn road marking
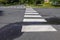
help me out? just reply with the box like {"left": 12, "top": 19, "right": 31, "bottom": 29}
{"left": 22, "top": 25, "right": 57, "bottom": 32}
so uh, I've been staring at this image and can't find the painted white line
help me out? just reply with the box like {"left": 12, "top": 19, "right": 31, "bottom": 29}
{"left": 26, "top": 8, "right": 37, "bottom": 12}
{"left": 26, "top": 11, "right": 36, "bottom": 12}
{"left": 25, "top": 13, "right": 39, "bottom": 15}
{"left": 24, "top": 15, "right": 42, "bottom": 17}
{"left": 22, "top": 25, "right": 57, "bottom": 32}
{"left": 23, "top": 19, "right": 47, "bottom": 22}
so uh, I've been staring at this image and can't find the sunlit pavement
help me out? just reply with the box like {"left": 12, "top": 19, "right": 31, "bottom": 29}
{"left": 0, "top": 6, "right": 60, "bottom": 40}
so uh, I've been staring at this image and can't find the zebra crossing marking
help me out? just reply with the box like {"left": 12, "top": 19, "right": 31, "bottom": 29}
{"left": 22, "top": 25, "right": 57, "bottom": 32}
{"left": 23, "top": 19, "right": 47, "bottom": 22}
{"left": 22, "top": 8, "right": 57, "bottom": 32}
{"left": 25, "top": 13, "right": 39, "bottom": 15}
{"left": 25, "top": 8, "right": 37, "bottom": 13}
{"left": 25, "top": 11, "right": 37, "bottom": 13}
{"left": 24, "top": 15, "right": 42, "bottom": 17}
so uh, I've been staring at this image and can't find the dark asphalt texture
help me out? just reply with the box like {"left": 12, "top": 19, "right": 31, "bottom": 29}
{"left": 0, "top": 8, "right": 25, "bottom": 24}
{"left": 34, "top": 8, "right": 60, "bottom": 24}
{"left": 34, "top": 8, "right": 60, "bottom": 18}
{"left": 0, "top": 22, "right": 23, "bottom": 40}
{"left": 0, "top": 5, "right": 25, "bottom": 40}
{"left": 15, "top": 8, "right": 60, "bottom": 40}
{"left": 0, "top": 7, "right": 60, "bottom": 40}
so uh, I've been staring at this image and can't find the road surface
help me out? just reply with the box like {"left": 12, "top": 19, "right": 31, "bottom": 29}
{"left": 0, "top": 6, "right": 60, "bottom": 40}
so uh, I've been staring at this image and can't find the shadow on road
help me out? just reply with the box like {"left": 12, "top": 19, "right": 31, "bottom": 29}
{"left": 0, "top": 22, "right": 23, "bottom": 40}
{"left": 0, "top": 11, "right": 3, "bottom": 16}
{"left": 45, "top": 17, "right": 60, "bottom": 25}
{"left": 22, "top": 17, "right": 60, "bottom": 25}
{"left": 0, "top": 17, "right": 60, "bottom": 40}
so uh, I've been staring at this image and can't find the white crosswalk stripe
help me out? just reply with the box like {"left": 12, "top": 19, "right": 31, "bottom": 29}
{"left": 21, "top": 8, "right": 57, "bottom": 32}
{"left": 25, "top": 13, "right": 39, "bottom": 15}
{"left": 22, "top": 25, "right": 57, "bottom": 32}
{"left": 25, "top": 8, "right": 37, "bottom": 12}
{"left": 24, "top": 15, "right": 42, "bottom": 17}
{"left": 23, "top": 19, "right": 47, "bottom": 22}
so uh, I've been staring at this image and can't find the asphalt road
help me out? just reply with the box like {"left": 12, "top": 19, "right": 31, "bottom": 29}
{"left": 0, "top": 7, "right": 60, "bottom": 40}
{"left": 0, "top": 5, "right": 25, "bottom": 27}
{"left": 34, "top": 8, "right": 60, "bottom": 18}
{"left": 15, "top": 8, "right": 60, "bottom": 40}
{"left": 0, "top": 5, "right": 25, "bottom": 40}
